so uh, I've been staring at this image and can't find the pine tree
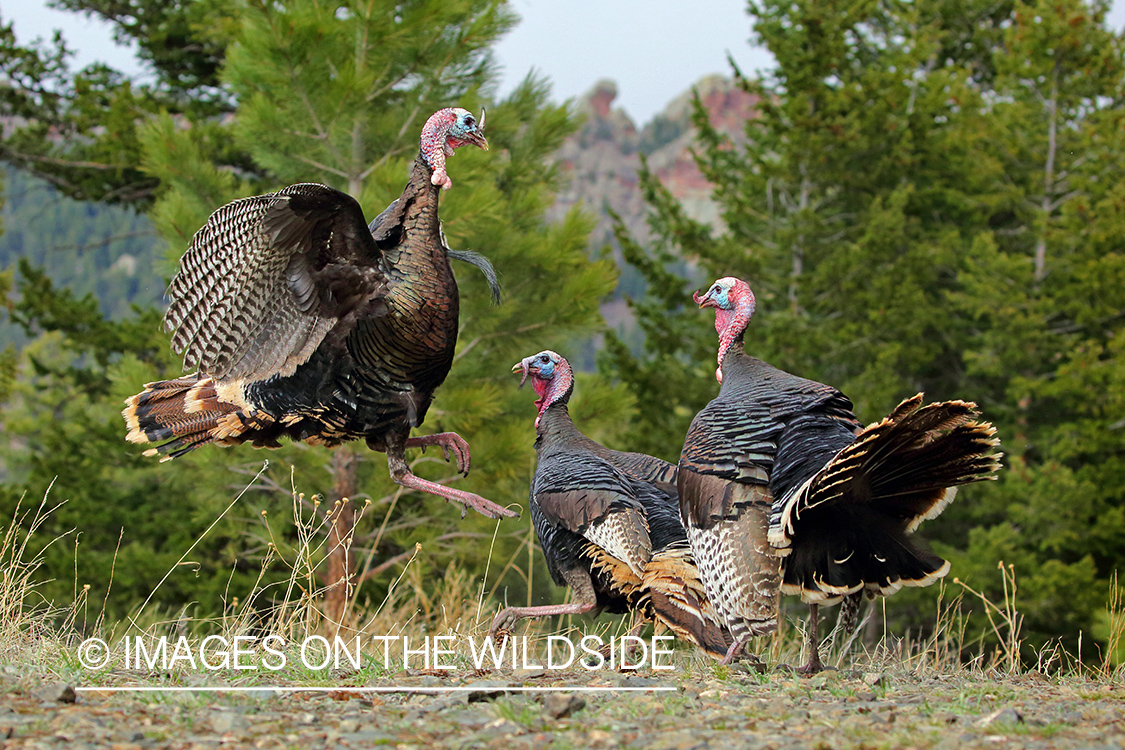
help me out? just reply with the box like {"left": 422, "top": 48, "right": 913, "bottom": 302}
{"left": 603, "top": 0, "right": 1125, "bottom": 653}
{"left": 1, "top": 0, "right": 625, "bottom": 625}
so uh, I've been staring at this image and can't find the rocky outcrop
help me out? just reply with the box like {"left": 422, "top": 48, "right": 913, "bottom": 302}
{"left": 549, "top": 76, "right": 760, "bottom": 255}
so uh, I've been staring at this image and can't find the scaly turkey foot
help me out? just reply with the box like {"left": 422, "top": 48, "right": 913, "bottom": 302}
{"left": 731, "top": 653, "right": 767, "bottom": 674}
{"left": 796, "top": 654, "right": 827, "bottom": 675}
{"left": 720, "top": 637, "right": 745, "bottom": 666}
{"left": 394, "top": 469, "right": 518, "bottom": 520}
{"left": 489, "top": 601, "right": 596, "bottom": 641}
{"left": 490, "top": 608, "right": 524, "bottom": 637}
{"left": 406, "top": 432, "right": 471, "bottom": 476}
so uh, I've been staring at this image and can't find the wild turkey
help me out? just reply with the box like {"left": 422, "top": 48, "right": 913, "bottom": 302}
{"left": 489, "top": 350, "right": 732, "bottom": 658}
{"left": 123, "top": 107, "right": 517, "bottom": 520}
{"left": 681, "top": 276, "right": 1002, "bottom": 671}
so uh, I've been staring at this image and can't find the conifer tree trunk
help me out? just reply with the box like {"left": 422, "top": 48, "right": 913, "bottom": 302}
{"left": 324, "top": 447, "right": 358, "bottom": 633}
{"left": 1034, "top": 62, "right": 1060, "bottom": 285}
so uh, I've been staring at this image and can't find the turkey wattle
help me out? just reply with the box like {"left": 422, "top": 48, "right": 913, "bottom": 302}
{"left": 680, "top": 276, "right": 1003, "bottom": 671}
{"left": 489, "top": 350, "right": 732, "bottom": 659}
{"left": 123, "top": 107, "right": 517, "bottom": 521}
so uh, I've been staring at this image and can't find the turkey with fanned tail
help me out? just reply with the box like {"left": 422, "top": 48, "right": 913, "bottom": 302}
{"left": 122, "top": 107, "right": 517, "bottom": 521}
{"left": 680, "top": 276, "right": 1002, "bottom": 671}
{"left": 489, "top": 350, "right": 732, "bottom": 659}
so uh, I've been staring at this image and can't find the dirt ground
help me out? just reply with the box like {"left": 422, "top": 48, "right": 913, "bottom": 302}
{"left": 2, "top": 664, "right": 1123, "bottom": 750}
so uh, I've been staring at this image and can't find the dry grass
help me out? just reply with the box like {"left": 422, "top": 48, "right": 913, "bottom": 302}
{"left": 1, "top": 470, "right": 1123, "bottom": 688}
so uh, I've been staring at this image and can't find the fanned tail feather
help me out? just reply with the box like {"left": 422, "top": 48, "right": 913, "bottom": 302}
{"left": 771, "top": 394, "right": 1002, "bottom": 603}
{"left": 638, "top": 543, "right": 733, "bottom": 659}
{"left": 123, "top": 375, "right": 243, "bottom": 461}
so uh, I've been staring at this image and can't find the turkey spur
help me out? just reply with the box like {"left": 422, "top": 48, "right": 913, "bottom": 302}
{"left": 490, "top": 350, "right": 731, "bottom": 659}
{"left": 681, "top": 277, "right": 1002, "bottom": 671}
{"left": 123, "top": 107, "right": 517, "bottom": 520}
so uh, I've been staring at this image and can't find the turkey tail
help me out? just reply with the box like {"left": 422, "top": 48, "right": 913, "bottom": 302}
{"left": 770, "top": 394, "right": 1002, "bottom": 602}
{"left": 123, "top": 376, "right": 246, "bottom": 461}
{"left": 639, "top": 542, "right": 733, "bottom": 659}
{"left": 447, "top": 249, "right": 501, "bottom": 305}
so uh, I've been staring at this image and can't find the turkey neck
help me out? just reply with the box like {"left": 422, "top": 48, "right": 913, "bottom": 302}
{"left": 718, "top": 335, "right": 748, "bottom": 386}
{"left": 370, "top": 150, "right": 460, "bottom": 387}
{"left": 535, "top": 403, "right": 586, "bottom": 453}
{"left": 535, "top": 402, "right": 611, "bottom": 460}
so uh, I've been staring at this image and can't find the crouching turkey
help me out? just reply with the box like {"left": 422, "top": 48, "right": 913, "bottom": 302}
{"left": 490, "top": 350, "right": 732, "bottom": 659}
{"left": 123, "top": 107, "right": 516, "bottom": 520}
{"left": 680, "top": 277, "right": 1002, "bottom": 671}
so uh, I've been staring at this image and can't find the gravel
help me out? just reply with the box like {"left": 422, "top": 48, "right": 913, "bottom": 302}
{"left": 2, "top": 667, "right": 1123, "bottom": 749}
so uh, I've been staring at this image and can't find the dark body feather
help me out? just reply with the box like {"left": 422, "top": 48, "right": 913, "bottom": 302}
{"left": 125, "top": 110, "right": 514, "bottom": 520}
{"left": 491, "top": 371, "right": 731, "bottom": 658}
{"left": 679, "top": 348, "right": 860, "bottom": 646}
{"left": 127, "top": 155, "right": 454, "bottom": 454}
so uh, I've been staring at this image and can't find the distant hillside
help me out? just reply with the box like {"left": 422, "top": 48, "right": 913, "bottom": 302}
{"left": 548, "top": 75, "right": 759, "bottom": 330}
{"left": 551, "top": 75, "right": 757, "bottom": 247}
{"left": 0, "top": 167, "right": 167, "bottom": 346}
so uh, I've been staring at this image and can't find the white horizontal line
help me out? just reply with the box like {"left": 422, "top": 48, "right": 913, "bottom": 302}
{"left": 75, "top": 685, "right": 677, "bottom": 693}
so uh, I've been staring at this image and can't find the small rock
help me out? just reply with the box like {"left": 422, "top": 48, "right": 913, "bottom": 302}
{"left": 295, "top": 712, "right": 319, "bottom": 725}
{"left": 979, "top": 707, "right": 1024, "bottom": 727}
{"left": 544, "top": 693, "right": 585, "bottom": 719}
{"left": 448, "top": 709, "right": 491, "bottom": 729}
{"left": 343, "top": 731, "right": 398, "bottom": 743}
{"left": 619, "top": 676, "right": 666, "bottom": 688}
{"left": 513, "top": 667, "right": 546, "bottom": 680}
{"left": 210, "top": 712, "right": 249, "bottom": 734}
{"left": 856, "top": 691, "right": 877, "bottom": 701}
{"left": 337, "top": 719, "right": 360, "bottom": 734}
{"left": 862, "top": 672, "right": 885, "bottom": 687}
{"left": 643, "top": 729, "right": 709, "bottom": 749}
{"left": 343, "top": 697, "right": 372, "bottom": 711}
{"left": 587, "top": 729, "right": 616, "bottom": 746}
{"left": 479, "top": 718, "right": 523, "bottom": 737}
{"left": 465, "top": 680, "right": 511, "bottom": 702}
{"left": 730, "top": 660, "right": 766, "bottom": 675}
{"left": 32, "top": 683, "right": 76, "bottom": 704}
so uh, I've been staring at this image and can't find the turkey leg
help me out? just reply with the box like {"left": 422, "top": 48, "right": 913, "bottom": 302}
{"left": 797, "top": 603, "right": 826, "bottom": 675}
{"left": 720, "top": 637, "right": 745, "bottom": 666}
{"left": 490, "top": 568, "right": 598, "bottom": 635}
{"left": 384, "top": 431, "right": 518, "bottom": 520}
{"left": 406, "top": 432, "right": 471, "bottom": 475}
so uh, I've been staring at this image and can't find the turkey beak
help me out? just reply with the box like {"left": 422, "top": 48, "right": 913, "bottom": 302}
{"left": 468, "top": 132, "right": 489, "bottom": 151}
{"left": 693, "top": 289, "right": 714, "bottom": 309}
{"left": 469, "top": 109, "right": 489, "bottom": 151}
{"left": 512, "top": 359, "right": 530, "bottom": 388}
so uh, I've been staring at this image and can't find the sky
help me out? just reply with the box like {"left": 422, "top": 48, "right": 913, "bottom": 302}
{"left": 3, "top": 0, "right": 1125, "bottom": 127}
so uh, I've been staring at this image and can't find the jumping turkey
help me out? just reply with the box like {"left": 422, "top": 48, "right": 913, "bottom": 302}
{"left": 490, "top": 350, "right": 732, "bottom": 659}
{"left": 123, "top": 107, "right": 517, "bottom": 520}
{"left": 680, "top": 276, "right": 1002, "bottom": 671}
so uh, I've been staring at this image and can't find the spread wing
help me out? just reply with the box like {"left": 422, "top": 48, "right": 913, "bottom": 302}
{"left": 165, "top": 183, "right": 387, "bottom": 382}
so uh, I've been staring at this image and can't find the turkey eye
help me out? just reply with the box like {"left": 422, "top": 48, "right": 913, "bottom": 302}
{"left": 464, "top": 116, "right": 475, "bottom": 127}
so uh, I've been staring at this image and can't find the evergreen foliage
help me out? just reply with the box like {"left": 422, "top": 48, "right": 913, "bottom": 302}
{"left": 602, "top": 0, "right": 1125, "bottom": 656}
{"left": 0, "top": 0, "right": 623, "bottom": 621}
